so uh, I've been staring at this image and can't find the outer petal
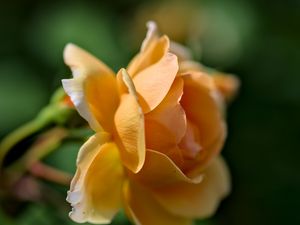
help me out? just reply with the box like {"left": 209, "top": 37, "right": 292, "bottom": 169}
{"left": 62, "top": 77, "right": 101, "bottom": 131}
{"left": 131, "top": 150, "right": 202, "bottom": 188}
{"left": 123, "top": 180, "right": 192, "bottom": 225}
{"left": 62, "top": 43, "right": 118, "bottom": 132}
{"left": 152, "top": 156, "right": 231, "bottom": 219}
{"left": 133, "top": 52, "right": 179, "bottom": 113}
{"left": 212, "top": 74, "right": 240, "bottom": 102}
{"left": 63, "top": 43, "right": 114, "bottom": 77}
{"left": 67, "top": 133, "right": 124, "bottom": 224}
{"left": 84, "top": 74, "right": 119, "bottom": 132}
{"left": 179, "top": 60, "right": 240, "bottom": 102}
{"left": 181, "top": 72, "right": 226, "bottom": 171}
{"left": 114, "top": 69, "right": 145, "bottom": 173}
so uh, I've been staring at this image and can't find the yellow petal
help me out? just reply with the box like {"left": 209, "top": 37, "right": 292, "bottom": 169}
{"left": 146, "top": 77, "right": 186, "bottom": 142}
{"left": 152, "top": 156, "right": 231, "bottom": 219}
{"left": 127, "top": 35, "right": 170, "bottom": 77}
{"left": 133, "top": 52, "right": 179, "bottom": 112}
{"left": 67, "top": 133, "right": 124, "bottom": 224}
{"left": 62, "top": 43, "right": 117, "bottom": 131}
{"left": 132, "top": 150, "right": 202, "bottom": 188}
{"left": 123, "top": 180, "right": 192, "bottom": 225}
{"left": 181, "top": 72, "right": 226, "bottom": 171}
{"left": 114, "top": 70, "right": 145, "bottom": 173}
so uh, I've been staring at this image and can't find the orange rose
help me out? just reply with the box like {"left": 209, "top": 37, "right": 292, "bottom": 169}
{"left": 62, "top": 21, "right": 237, "bottom": 225}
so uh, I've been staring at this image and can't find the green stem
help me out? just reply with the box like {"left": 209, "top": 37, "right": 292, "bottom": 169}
{"left": 0, "top": 103, "right": 72, "bottom": 170}
{"left": 0, "top": 120, "right": 44, "bottom": 169}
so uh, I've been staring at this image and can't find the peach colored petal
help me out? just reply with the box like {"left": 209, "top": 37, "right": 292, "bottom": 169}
{"left": 114, "top": 70, "right": 145, "bottom": 173}
{"left": 116, "top": 69, "right": 128, "bottom": 96}
{"left": 127, "top": 35, "right": 170, "bottom": 77}
{"left": 123, "top": 180, "right": 193, "bottom": 225}
{"left": 133, "top": 52, "right": 179, "bottom": 113}
{"left": 84, "top": 74, "right": 119, "bottom": 132}
{"left": 144, "top": 119, "right": 176, "bottom": 151}
{"left": 179, "top": 59, "right": 240, "bottom": 102}
{"left": 67, "top": 133, "right": 124, "bottom": 224}
{"left": 179, "top": 120, "right": 202, "bottom": 160}
{"left": 62, "top": 77, "right": 101, "bottom": 131}
{"left": 62, "top": 43, "right": 117, "bottom": 131}
{"left": 181, "top": 71, "right": 226, "bottom": 171}
{"left": 63, "top": 43, "right": 114, "bottom": 78}
{"left": 146, "top": 77, "right": 186, "bottom": 142}
{"left": 152, "top": 156, "right": 231, "bottom": 219}
{"left": 170, "top": 41, "right": 192, "bottom": 62}
{"left": 186, "top": 128, "right": 226, "bottom": 178}
{"left": 212, "top": 74, "right": 240, "bottom": 102}
{"left": 140, "top": 21, "right": 159, "bottom": 52}
{"left": 116, "top": 68, "right": 139, "bottom": 97}
{"left": 178, "top": 60, "right": 203, "bottom": 74}
{"left": 132, "top": 150, "right": 202, "bottom": 188}
{"left": 144, "top": 119, "right": 181, "bottom": 165}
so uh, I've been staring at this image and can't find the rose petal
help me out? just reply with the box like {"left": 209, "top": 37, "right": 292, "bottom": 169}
{"left": 140, "top": 21, "right": 159, "bottom": 52}
{"left": 152, "top": 156, "right": 231, "bottom": 218}
{"left": 179, "top": 120, "right": 202, "bottom": 160}
{"left": 133, "top": 52, "right": 179, "bottom": 112}
{"left": 131, "top": 150, "right": 202, "bottom": 188}
{"left": 146, "top": 77, "right": 186, "bottom": 142}
{"left": 63, "top": 43, "right": 114, "bottom": 78}
{"left": 181, "top": 72, "right": 226, "bottom": 171}
{"left": 62, "top": 77, "right": 101, "bottom": 131}
{"left": 170, "top": 41, "right": 192, "bottom": 62}
{"left": 212, "top": 74, "right": 240, "bottom": 102}
{"left": 67, "top": 133, "right": 124, "bottom": 224}
{"left": 114, "top": 69, "right": 145, "bottom": 173}
{"left": 62, "top": 43, "right": 118, "bottom": 132}
{"left": 127, "top": 35, "right": 170, "bottom": 77}
{"left": 123, "top": 180, "right": 192, "bottom": 225}
{"left": 178, "top": 60, "right": 203, "bottom": 74}
{"left": 144, "top": 119, "right": 177, "bottom": 152}
{"left": 84, "top": 74, "right": 119, "bottom": 132}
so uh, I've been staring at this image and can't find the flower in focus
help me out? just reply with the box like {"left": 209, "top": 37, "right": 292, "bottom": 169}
{"left": 62, "top": 21, "right": 238, "bottom": 225}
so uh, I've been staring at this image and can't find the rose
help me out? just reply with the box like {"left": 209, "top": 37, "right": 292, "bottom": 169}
{"left": 62, "top": 21, "right": 238, "bottom": 225}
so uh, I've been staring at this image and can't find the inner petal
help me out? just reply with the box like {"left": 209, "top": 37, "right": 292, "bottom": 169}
{"left": 179, "top": 120, "right": 202, "bottom": 160}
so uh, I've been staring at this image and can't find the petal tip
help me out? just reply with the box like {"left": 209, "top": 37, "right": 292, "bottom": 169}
{"left": 63, "top": 43, "right": 78, "bottom": 59}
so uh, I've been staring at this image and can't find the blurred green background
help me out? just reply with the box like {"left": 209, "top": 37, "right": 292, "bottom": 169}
{"left": 0, "top": 0, "right": 300, "bottom": 225}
